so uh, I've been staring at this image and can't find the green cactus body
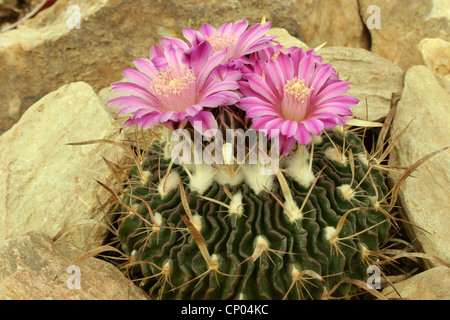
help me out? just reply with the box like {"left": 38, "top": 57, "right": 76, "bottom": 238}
{"left": 117, "top": 128, "right": 390, "bottom": 300}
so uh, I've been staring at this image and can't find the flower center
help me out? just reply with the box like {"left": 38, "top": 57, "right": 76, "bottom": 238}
{"left": 280, "top": 78, "right": 314, "bottom": 122}
{"left": 283, "top": 78, "right": 313, "bottom": 103}
{"left": 150, "top": 66, "right": 197, "bottom": 112}
{"left": 207, "top": 33, "right": 237, "bottom": 53}
{"left": 151, "top": 66, "right": 196, "bottom": 97}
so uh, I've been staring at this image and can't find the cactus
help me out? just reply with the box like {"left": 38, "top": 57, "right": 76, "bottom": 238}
{"left": 107, "top": 20, "right": 392, "bottom": 300}
{"left": 116, "top": 124, "right": 390, "bottom": 300}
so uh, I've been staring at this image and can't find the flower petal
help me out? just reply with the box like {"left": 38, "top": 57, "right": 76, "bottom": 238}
{"left": 122, "top": 68, "right": 151, "bottom": 88}
{"left": 281, "top": 120, "right": 299, "bottom": 138}
{"left": 188, "top": 110, "right": 218, "bottom": 136}
{"left": 302, "top": 118, "right": 324, "bottom": 136}
{"left": 294, "top": 123, "right": 312, "bottom": 145}
{"left": 246, "top": 73, "right": 278, "bottom": 105}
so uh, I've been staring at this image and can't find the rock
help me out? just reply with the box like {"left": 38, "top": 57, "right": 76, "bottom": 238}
{"left": 267, "top": 27, "right": 309, "bottom": 50}
{"left": 382, "top": 267, "right": 450, "bottom": 300}
{"left": 318, "top": 47, "right": 404, "bottom": 121}
{"left": 0, "top": 81, "right": 125, "bottom": 251}
{"left": 0, "top": 231, "right": 148, "bottom": 300}
{"left": 0, "top": 0, "right": 369, "bottom": 134}
{"left": 419, "top": 38, "right": 450, "bottom": 92}
{"left": 388, "top": 66, "right": 450, "bottom": 267}
{"left": 360, "top": 0, "right": 450, "bottom": 71}
{"left": 284, "top": 0, "right": 369, "bottom": 49}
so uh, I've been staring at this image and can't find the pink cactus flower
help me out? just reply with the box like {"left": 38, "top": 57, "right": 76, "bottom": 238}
{"left": 107, "top": 40, "right": 241, "bottom": 134}
{"left": 182, "top": 19, "right": 276, "bottom": 65}
{"left": 237, "top": 48, "right": 359, "bottom": 155}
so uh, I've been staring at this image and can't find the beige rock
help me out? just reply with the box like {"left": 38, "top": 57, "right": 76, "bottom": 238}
{"left": 360, "top": 0, "right": 450, "bottom": 71}
{"left": 318, "top": 47, "right": 404, "bottom": 121}
{"left": 0, "top": 0, "right": 368, "bottom": 134}
{"left": 291, "top": 0, "right": 369, "bottom": 49}
{"left": 268, "top": 27, "right": 309, "bottom": 50}
{"left": 419, "top": 38, "right": 450, "bottom": 92}
{"left": 0, "top": 231, "right": 148, "bottom": 300}
{"left": 382, "top": 267, "right": 450, "bottom": 300}
{"left": 388, "top": 66, "right": 450, "bottom": 267}
{"left": 0, "top": 81, "right": 125, "bottom": 251}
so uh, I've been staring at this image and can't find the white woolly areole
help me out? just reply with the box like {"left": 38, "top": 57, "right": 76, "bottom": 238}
{"left": 369, "top": 195, "right": 380, "bottom": 208}
{"left": 191, "top": 214, "right": 203, "bottom": 233}
{"left": 189, "top": 164, "right": 216, "bottom": 195}
{"left": 291, "top": 265, "right": 301, "bottom": 278}
{"left": 243, "top": 164, "right": 275, "bottom": 194}
{"left": 251, "top": 236, "right": 269, "bottom": 262}
{"left": 324, "top": 226, "right": 336, "bottom": 241}
{"left": 210, "top": 253, "right": 219, "bottom": 270}
{"left": 141, "top": 170, "right": 152, "bottom": 185}
{"left": 228, "top": 192, "right": 244, "bottom": 217}
{"left": 333, "top": 125, "right": 344, "bottom": 134}
{"left": 324, "top": 147, "right": 347, "bottom": 165}
{"left": 152, "top": 212, "right": 163, "bottom": 232}
{"left": 338, "top": 184, "right": 356, "bottom": 201}
{"left": 284, "top": 146, "right": 315, "bottom": 189}
{"left": 162, "top": 260, "right": 171, "bottom": 274}
{"left": 158, "top": 170, "right": 181, "bottom": 198}
{"left": 213, "top": 166, "right": 245, "bottom": 186}
{"left": 284, "top": 200, "right": 303, "bottom": 222}
{"left": 357, "top": 152, "right": 369, "bottom": 167}
{"left": 163, "top": 143, "right": 173, "bottom": 161}
{"left": 130, "top": 203, "right": 140, "bottom": 216}
{"left": 312, "top": 134, "right": 323, "bottom": 145}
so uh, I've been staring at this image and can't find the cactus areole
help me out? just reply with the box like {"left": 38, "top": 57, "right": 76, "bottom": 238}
{"left": 108, "top": 20, "right": 391, "bottom": 300}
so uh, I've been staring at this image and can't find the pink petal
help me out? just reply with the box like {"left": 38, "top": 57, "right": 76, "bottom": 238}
{"left": 111, "top": 82, "right": 158, "bottom": 104}
{"left": 294, "top": 123, "right": 312, "bottom": 145}
{"left": 246, "top": 105, "right": 280, "bottom": 118}
{"left": 199, "top": 91, "right": 240, "bottom": 108}
{"left": 188, "top": 110, "right": 218, "bottom": 135}
{"left": 133, "top": 58, "right": 158, "bottom": 80}
{"left": 182, "top": 28, "right": 198, "bottom": 44}
{"left": 235, "top": 22, "right": 272, "bottom": 56}
{"left": 302, "top": 118, "right": 324, "bottom": 136}
{"left": 160, "top": 37, "right": 190, "bottom": 51}
{"left": 246, "top": 73, "right": 278, "bottom": 105}
{"left": 281, "top": 120, "right": 299, "bottom": 138}
{"left": 265, "top": 118, "right": 286, "bottom": 137}
{"left": 314, "top": 81, "right": 351, "bottom": 105}
{"left": 251, "top": 115, "right": 278, "bottom": 131}
{"left": 107, "top": 96, "right": 156, "bottom": 111}
{"left": 199, "top": 23, "right": 216, "bottom": 38}
{"left": 278, "top": 135, "right": 297, "bottom": 156}
{"left": 297, "top": 51, "right": 316, "bottom": 86}
{"left": 230, "top": 19, "right": 249, "bottom": 37}
{"left": 310, "top": 64, "right": 333, "bottom": 95}
{"left": 200, "top": 80, "right": 239, "bottom": 101}
{"left": 237, "top": 96, "right": 277, "bottom": 112}
{"left": 122, "top": 68, "right": 151, "bottom": 89}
